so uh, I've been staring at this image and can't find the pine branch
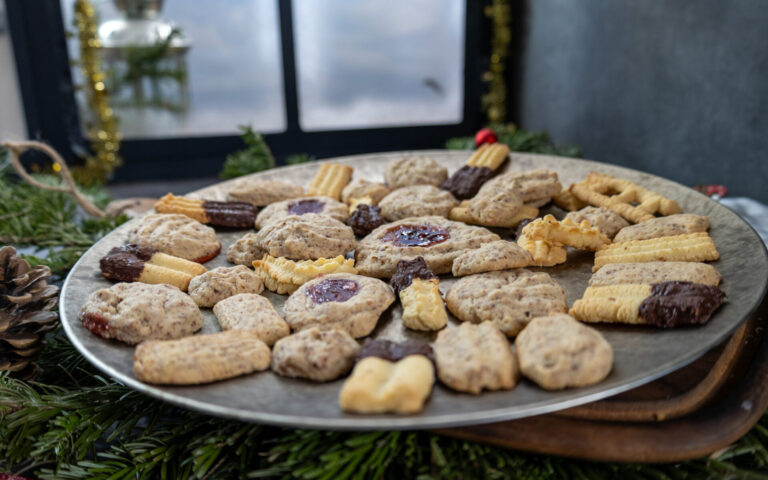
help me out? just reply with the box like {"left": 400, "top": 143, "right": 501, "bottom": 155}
{"left": 446, "top": 124, "right": 580, "bottom": 158}
{"left": 219, "top": 126, "right": 276, "bottom": 179}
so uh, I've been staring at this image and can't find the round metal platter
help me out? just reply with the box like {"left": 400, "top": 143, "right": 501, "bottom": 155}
{"left": 60, "top": 151, "right": 768, "bottom": 430}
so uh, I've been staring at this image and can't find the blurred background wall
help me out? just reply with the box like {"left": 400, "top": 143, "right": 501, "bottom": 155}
{"left": 0, "top": 0, "right": 25, "bottom": 139}
{"left": 512, "top": 0, "right": 768, "bottom": 201}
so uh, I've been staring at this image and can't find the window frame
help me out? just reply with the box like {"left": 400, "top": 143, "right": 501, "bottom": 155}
{"left": 7, "top": 0, "right": 484, "bottom": 181}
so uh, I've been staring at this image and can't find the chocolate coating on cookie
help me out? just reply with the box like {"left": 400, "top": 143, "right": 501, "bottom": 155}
{"left": 100, "top": 244, "right": 157, "bottom": 281}
{"left": 390, "top": 257, "right": 437, "bottom": 294}
{"left": 347, "top": 204, "right": 386, "bottom": 236}
{"left": 440, "top": 166, "right": 495, "bottom": 200}
{"left": 639, "top": 281, "right": 726, "bottom": 328}
{"left": 381, "top": 224, "right": 450, "bottom": 248}
{"left": 306, "top": 278, "right": 360, "bottom": 304}
{"left": 357, "top": 339, "right": 435, "bottom": 365}
{"left": 201, "top": 200, "right": 258, "bottom": 228}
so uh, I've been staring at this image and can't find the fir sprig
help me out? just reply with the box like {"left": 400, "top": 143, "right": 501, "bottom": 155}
{"left": 446, "top": 124, "right": 580, "bottom": 158}
{"left": 219, "top": 126, "right": 276, "bottom": 179}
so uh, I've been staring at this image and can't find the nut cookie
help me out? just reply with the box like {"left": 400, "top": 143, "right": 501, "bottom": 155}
{"left": 445, "top": 269, "right": 568, "bottom": 336}
{"left": 79, "top": 282, "right": 203, "bottom": 345}
{"left": 188, "top": 266, "right": 264, "bottom": 308}
{"left": 255, "top": 196, "right": 349, "bottom": 229}
{"left": 384, "top": 156, "right": 447, "bottom": 189}
{"left": 134, "top": 330, "right": 271, "bottom": 385}
{"left": 451, "top": 240, "right": 533, "bottom": 276}
{"left": 613, "top": 214, "right": 710, "bottom": 243}
{"left": 341, "top": 178, "right": 391, "bottom": 205}
{"left": 226, "top": 232, "right": 263, "bottom": 266}
{"left": 282, "top": 273, "right": 395, "bottom": 338}
{"left": 434, "top": 321, "right": 518, "bottom": 394}
{"left": 355, "top": 216, "right": 500, "bottom": 278}
{"left": 226, "top": 178, "right": 304, "bottom": 206}
{"left": 126, "top": 213, "right": 220, "bottom": 262}
{"left": 565, "top": 206, "right": 629, "bottom": 239}
{"left": 515, "top": 314, "right": 613, "bottom": 390}
{"left": 589, "top": 261, "right": 722, "bottom": 287}
{"left": 213, "top": 293, "right": 289, "bottom": 346}
{"left": 254, "top": 213, "right": 356, "bottom": 261}
{"left": 271, "top": 327, "right": 360, "bottom": 381}
{"left": 501, "top": 169, "right": 562, "bottom": 207}
{"left": 378, "top": 185, "right": 458, "bottom": 221}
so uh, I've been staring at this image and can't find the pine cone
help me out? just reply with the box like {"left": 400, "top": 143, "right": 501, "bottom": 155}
{"left": 0, "top": 246, "right": 60, "bottom": 380}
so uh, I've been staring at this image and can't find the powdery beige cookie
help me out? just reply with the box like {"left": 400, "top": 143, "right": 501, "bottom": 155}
{"left": 445, "top": 269, "right": 568, "bottom": 336}
{"left": 305, "top": 163, "right": 354, "bottom": 200}
{"left": 226, "top": 178, "right": 304, "bottom": 206}
{"left": 517, "top": 233, "right": 568, "bottom": 267}
{"left": 356, "top": 216, "right": 500, "bottom": 278}
{"left": 613, "top": 214, "right": 710, "bottom": 243}
{"left": 589, "top": 261, "right": 722, "bottom": 287}
{"left": 565, "top": 206, "right": 630, "bottom": 239}
{"left": 282, "top": 273, "right": 395, "bottom": 338}
{"left": 254, "top": 213, "right": 356, "bottom": 261}
{"left": 593, "top": 232, "right": 719, "bottom": 272}
{"left": 400, "top": 278, "right": 447, "bottom": 331}
{"left": 79, "top": 283, "right": 203, "bottom": 345}
{"left": 451, "top": 240, "right": 532, "bottom": 276}
{"left": 271, "top": 327, "right": 360, "bottom": 381}
{"left": 501, "top": 169, "right": 562, "bottom": 207}
{"left": 187, "top": 266, "right": 264, "bottom": 308}
{"left": 255, "top": 196, "right": 349, "bottom": 229}
{"left": 384, "top": 156, "right": 448, "bottom": 189}
{"left": 339, "top": 355, "right": 434, "bottom": 414}
{"left": 433, "top": 321, "right": 518, "bottom": 394}
{"left": 463, "top": 178, "right": 524, "bottom": 226}
{"left": 226, "top": 232, "right": 263, "bottom": 266}
{"left": 449, "top": 203, "right": 538, "bottom": 228}
{"left": 134, "top": 330, "right": 270, "bottom": 385}
{"left": 515, "top": 314, "right": 613, "bottom": 390}
{"left": 126, "top": 213, "right": 220, "bottom": 262}
{"left": 252, "top": 254, "right": 357, "bottom": 294}
{"left": 378, "top": 185, "right": 458, "bottom": 221}
{"left": 213, "top": 293, "right": 289, "bottom": 346}
{"left": 341, "top": 179, "right": 391, "bottom": 205}
{"left": 522, "top": 215, "right": 610, "bottom": 251}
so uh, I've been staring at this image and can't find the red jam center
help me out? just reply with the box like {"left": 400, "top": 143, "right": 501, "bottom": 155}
{"left": 381, "top": 224, "right": 450, "bottom": 247}
{"left": 306, "top": 279, "right": 360, "bottom": 304}
{"left": 288, "top": 199, "right": 325, "bottom": 215}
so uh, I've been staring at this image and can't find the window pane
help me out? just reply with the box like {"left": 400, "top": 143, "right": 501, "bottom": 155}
{"left": 294, "top": 0, "right": 465, "bottom": 131}
{"left": 61, "top": 0, "right": 285, "bottom": 138}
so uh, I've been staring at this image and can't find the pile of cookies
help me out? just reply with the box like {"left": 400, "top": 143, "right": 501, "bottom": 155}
{"left": 78, "top": 145, "right": 725, "bottom": 416}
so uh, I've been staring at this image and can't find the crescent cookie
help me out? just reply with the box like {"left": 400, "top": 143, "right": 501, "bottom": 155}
{"left": 79, "top": 282, "right": 203, "bottom": 345}
{"left": 378, "top": 185, "right": 458, "bottom": 221}
{"left": 212, "top": 293, "right": 289, "bottom": 346}
{"left": 255, "top": 196, "right": 349, "bottom": 229}
{"left": 433, "top": 321, "right": 518, "bottom": 394}
{"left": 612, "top": 214, "right": 710, "bottom": 243}
{"left": 445, "top": 269, "right": 568, "bottom": 336}
{"left": 271, "top": 327, "right": 360, "bottom": 382}
{"left": 187, "top": 266, "right": 264, "bottom": 308}
{"left": 565, "top": 206, "right": 629, "bottom": 239}
{"left": 355, "top": 216, "right": 500, "bottom": 278}
{"left": 451, "top": 240, "right": 533, "bottom": 276}
{"left": 282, "top": 273, "right": 395, "bottom": 338}
{"left": 253, "top": 213, "right": 356, "bottom": 261}
{"left": 226, "top": 178, "right": 304, "bottom": 206}
{"left": 384, "top": 156, "right": 448, "bottom": 189}
{"left": 126, "top": 213, "right": 221, "bottom": 263}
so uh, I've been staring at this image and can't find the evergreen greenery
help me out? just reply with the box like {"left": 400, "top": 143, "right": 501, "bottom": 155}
{"left": 2, "top": 140, "right": 768, "bottom": 479}
{"left": 446, "top": 124, "right": 580, "bottom": 158}
{"left": 219, "top": 126, "right": 276, "bottom": 180}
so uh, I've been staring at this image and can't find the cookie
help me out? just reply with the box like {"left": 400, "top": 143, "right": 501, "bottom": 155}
{"left": 569, "top": 172, "right": 682, "bottom": 223}
{"left": 339, "top": 355, "right": 434, "bottom": 414}
{"left": 154, "top": 193, "right": 257, "bottom": 228}
{"left": 378, "top": 185, "right": 458, "bottom": 221}
{"left": 226, "top": 178, "right": 304, "bottom": 206}
{"left": 466, "top": 143, "right": 510, "bottom": 171}
{"left": 126, "top": 213, "right": 221, "bottom": 263}
{"left": 306, "top": 163, "right": 354, "bottom": 201}
{"left": 517, "top": 233, "right": 568, "bottom": 267}
{"left": 433, "top": 321, "right": 518, "bottom": 394}
{"left": 388, "top": 257, "right": 446, "bottom": 331}
{"left": 253, "top": 213, "right": 356, "bottom": 261}
{"left": 255, "top": 196, "right": 349, "bottom": 229}
{"left": 271, "top": 327, "right": 360, "bottom": 382}
{"left": 355, "top": 216, "right": 501, "bottom": 277}
{"left": 589, "top": 262, "right": 722, "bottom": 287}
{"left": 449, "top": 203, "right": 538, "bottom": 228}
{"left": 341, "top": 178, "right": 391, "bottom": 205}
{"left": 612, "top": 214, "right": 710, "bottom": 243}
{"left": 384, "top": 156, "right": 448, "bottom": 189}
{"left": 252, "top": 254, "right": 357, "bottom": 294}
{"left": 445, "top": 269, "right": 568, "bottom": 336}
{"left": 502, "top": 169, "right": 562, "bottom": 207}
{"left": 593, "top": 232, "right": 719, "bottom": 271}
{"left": 134, "top": 330, "right": 270, "bottom": 385}
{"left": 212, "top": 293, "right": 289, "bottom": 346}
{"left": 187, "top": 266, "right": 264, "bottom": 308}
{"left": 346, "top": 203, "right": 387, "bottom": 236}
{"left": 515, "top": 314, "right": 613, "bottom": 390}
{"left": 565, "top": 206, "right": 629, "bottom": 239}
{"left": 552, "top": 187, "right": 587, "bottom": 211}
{"left": 79, "top": 283, "right": 203, "bottom": 345}
{"left": 451, "top": 240, "right": 533, "bottom": 276}
{"left": 570, "top": 281, "right": 726, "bottom": 327}
{"left": 282, "top": 273, "right": 395, "bottom": 338}
{"left": 461, "top": 178, "right": 524, "bottom": 227}
{"left": 99, "top": 244, "right": 207, "bottom": 291}
{"left": 521, "top": 214, "right": 610, "bottom": 251}
{"left": 440, "top": 165, "right": 495, "bottom": 200}
{"left": 226, "top": 232, "right": 263, "bottom": 266}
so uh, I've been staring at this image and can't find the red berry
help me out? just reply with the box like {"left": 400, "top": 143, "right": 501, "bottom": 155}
{"left": 474, "top": 128, "right": 498, "bottom": 147}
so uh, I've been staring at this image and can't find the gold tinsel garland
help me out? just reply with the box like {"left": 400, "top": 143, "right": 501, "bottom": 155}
{"left": 72, "top": 0, "right": 122, "bottom": 184}
{"left": 482, "top": 0, "right": 511, "bottom": 123}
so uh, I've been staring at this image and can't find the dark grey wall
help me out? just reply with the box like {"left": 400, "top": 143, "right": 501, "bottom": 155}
{"left": 514, "top": 0, "right": 768, "bottom": 202}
